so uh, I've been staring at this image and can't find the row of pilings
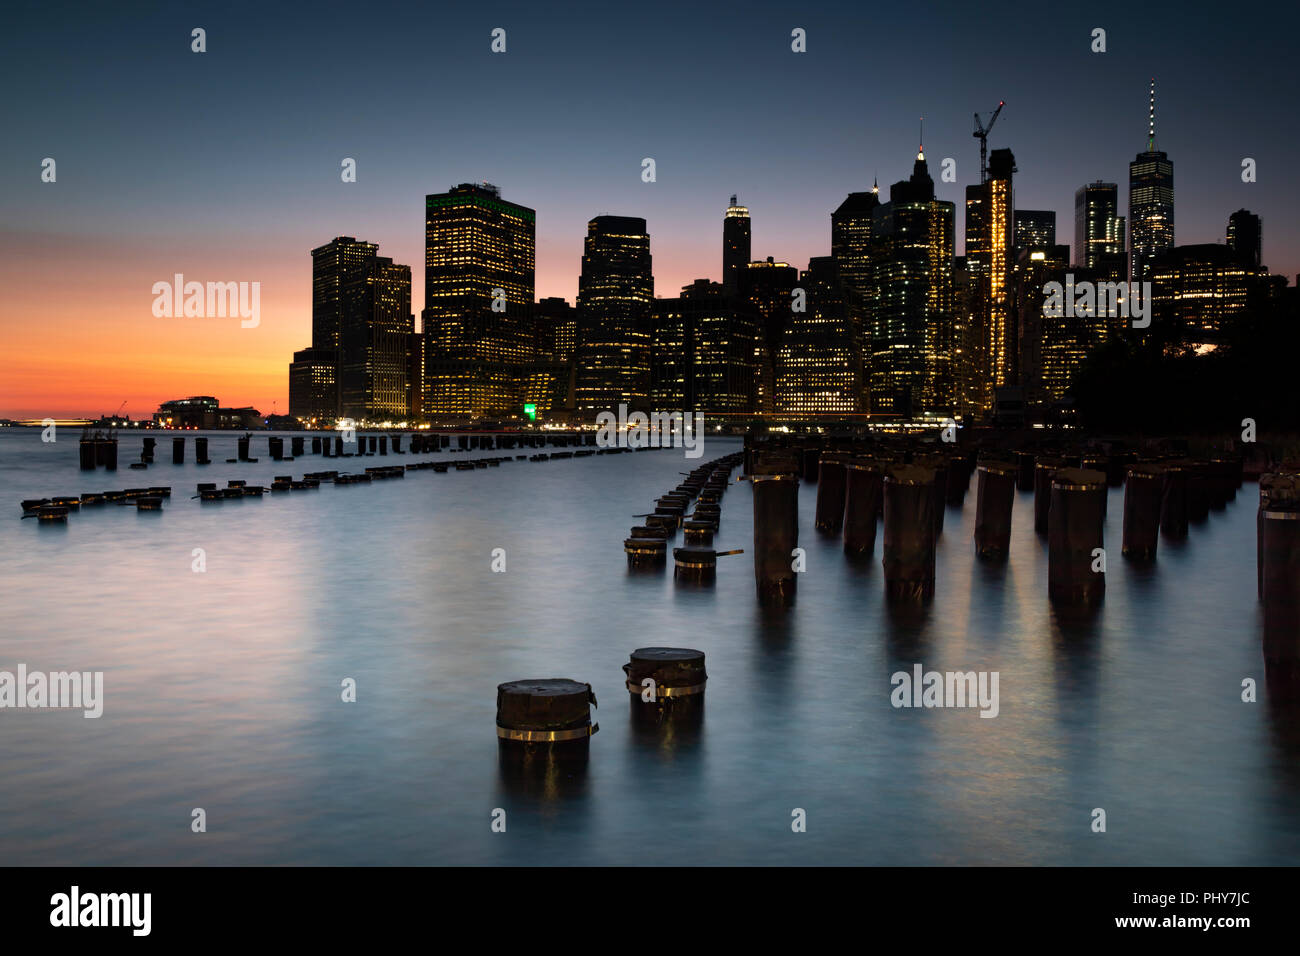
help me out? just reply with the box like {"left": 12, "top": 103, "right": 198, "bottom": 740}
{"left": 30, "top": 433, "right": 641, "bottom": 522}
{"left": 78, "top": 430, "right": 603, "bottom": 471}
{"left": 742, "top": 432, "right": 1255, "bottom": 612}
{"left": 623, "top": 453, "right": 745, "bottom": 577}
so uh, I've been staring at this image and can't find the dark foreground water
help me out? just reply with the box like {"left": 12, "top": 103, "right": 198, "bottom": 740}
{"left": 1, "top": 429, "right": 1296, "bottom": 865}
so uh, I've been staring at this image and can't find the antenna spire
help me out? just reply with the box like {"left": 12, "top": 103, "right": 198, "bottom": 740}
{"left": 1147, "top": 78, "right": 1156, "bottom": 151}
{"left": 918, "top": 117, "right": 925, "bottom": 160}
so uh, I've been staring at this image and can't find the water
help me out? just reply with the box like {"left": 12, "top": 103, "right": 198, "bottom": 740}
{"left": 0, "top": 429, "right": 1296, "bottom": 865}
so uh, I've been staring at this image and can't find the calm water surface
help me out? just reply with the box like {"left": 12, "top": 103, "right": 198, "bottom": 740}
{"left": 1, "top": 429, "right": 1296, "bottom": 865}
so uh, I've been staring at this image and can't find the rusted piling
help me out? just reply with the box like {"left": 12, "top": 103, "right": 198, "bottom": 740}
{"left": 141, "top": 436, "right": 156, "bottom": 463}
{"left": 973, "top": 460, "right": 1017, "bottom": 559}
{"left": 815, "top": 451, "right": 849, "bottom": 533}
{"left": 1122, "top": 463, "right": 1165, "bottom": 561}
{"left": 496, "top": 679, "right": 598, "bottom": 750}
{"left": 683, "top": 520, "right": 716, "bottom": 546}
{"left": 882, "top": 465, "right": 937, "bottom": 602}
{"left": 1048, "top": 468, "right": 1107, "bottom": 606}
{"left": 79, "top": 437, "right": 96, "bottom": 470}
{"left": 238, "top": 434, "right": 251, "bottom": 461}
{"left": 379, "top": 436, "right": 388, "bottom": 455}
{"left": 1160, "top": 462, "right": 1189, "bottom": 539}
{"left": 843, "top": 459, "right": 882, "bottom": 559}
{"left": 172, "top": 436, "right": 184, "bottom": 464}
{"left": 624, "top": 647, "right": 706, "bottom": 726}
{"left": 136, "top": 496, "right": 162, "bottom": 512}
{"left": 269, "top": 437, "right": 284, "bottom": 461}
{"left": 194, "top": 437, "right": 208, "bottom": 464}
{"left": 335, "top": 435, "right": 344, "bottom": 457}
{"left": 625, "top": 535, "right": 667, "bottom": 566}
{"left": 752, "top": 473, "right": 799, "bottom": 602}
{"left": 673, "top": 546, "right": 742, "bottom": 583}
{"left": 291, "top": 436, "right": 305, "bottom": 457}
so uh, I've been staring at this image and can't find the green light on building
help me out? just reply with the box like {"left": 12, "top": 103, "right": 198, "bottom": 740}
{"left": 524, "top": 403, "right": 537, "bottom": 421}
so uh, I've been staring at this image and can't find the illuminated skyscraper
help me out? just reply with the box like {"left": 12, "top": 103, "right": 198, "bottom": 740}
{"left": 869, "top": 145, "right": 955, "bottom": 418}
{"left": 651, "top": 279, "right": 757, "bottom": 415}
{"left": 1129, "top": 80, "right": 1175, "bottom": 282}
{"left": 307, "top": 236, "right": 380, "bottom": 417}
{"left": 1015, "top": 210, "right": 1055, "bottom": 253}
{"left": 422, "top": 183, "right": 537, "bottom": 418}
{"left": 575, "top": 216, "right": 653, "bottom": 416}
{"left": 339, "top": 258, "right": 413, "bottom": 421}
{"left": 964, "top": 148, "right": 1015, "bottom": 417}
{"left": 296, "top": 237, "right": 412, "bottom": 423}
{"left": 739, "top": 257, "right": 798, "bottom": 415}
{"left": 1074, "top": 182, "right": 1126, "bottom": 279}
{"left": 288, "top": 347, "right": 337, "bottom": 424}
{"left": 1150, "top": 244, "right": 1270, "bottom": 355}
{"left": 831, "top": 184, "right": 880, "bottom": 409}
{"left": 722, "top": 196, "right": 751, "bottom": 295}
{"left": 775, "top": 257, "right": 861, "bottom": 417}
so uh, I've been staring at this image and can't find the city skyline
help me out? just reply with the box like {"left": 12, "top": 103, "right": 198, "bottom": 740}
{"left": 3, "top": 1, "right": 1297, "bottom": 418}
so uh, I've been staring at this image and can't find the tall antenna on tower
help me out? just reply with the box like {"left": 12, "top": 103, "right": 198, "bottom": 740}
{"left": 1147, "top": 78, "right": 1156, "bottom": 151}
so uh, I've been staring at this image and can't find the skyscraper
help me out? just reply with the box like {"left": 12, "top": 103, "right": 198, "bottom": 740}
{"left": 964, "top": 148, "right": 1016, "bottom": 416}
{"left": 775, "top": 257, "right": 861, "bottom": 417}
{"left": 1074, "top": 182, "right": 1126, "bottom": 278}
{"left": 423, "top": 183, "right": 536, "bottom": 361}
{"left": 575, "top": 216, "right": 653, "bottom": 416}
{"left": 738, "top": 257, "right": 798, "bottom": 415}
{"left": 1129, "top": 80, "right": 1175, "bottom": 282}
{"left": 422, "top": 183, "right": 537, "bottom": 418}
{"left": 831, "top": 184, "right": 880, "bottom": 410}
{"left": 294, "top": 237, "right": 413, "bottom": 423}
{"left": 1227, "top": 209, "right": 1262, "bottom": 268}
{"left": 308, "top": 236, "right": 380, "bottom": 417}
{"left": 339, "top": 258, "right": 413, "bottom": 421}
{"left": 1150, "top": 244, "right": 1270, "bottom": 355}
{"left": 288, "top": 347, "right": 337, "bottom": 424}
{"left": 651, "top": 279, "right": 757, "bottom": 415}
{"left": 722, "top": 196, "right": 751, "bottom": 295}
{"left": 869, "top": 145, "right": 955, "bottom": 418}
{"left": 1014, "top": 210, "right": 1056, "bottom": 253}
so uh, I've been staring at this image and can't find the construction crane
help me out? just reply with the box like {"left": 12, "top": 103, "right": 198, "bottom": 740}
{"left": 973, "top": 101, "right": 1005, "bottom": 184}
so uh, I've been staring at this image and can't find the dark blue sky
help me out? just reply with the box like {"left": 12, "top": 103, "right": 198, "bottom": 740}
{"left": 3, "top": 0, "right": 1296, "bottom": 413}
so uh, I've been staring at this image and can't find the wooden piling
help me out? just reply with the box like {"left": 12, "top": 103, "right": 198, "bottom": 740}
{"left": 752, "top": 473, "right": 799, "bottom": 602}
{"left": 843, "top": 460, "right": 883, "bottom": 559}
{"left": 814, "top": 451, "right": 849, "bottom": 534}
{"left": 623, "top": 647, "right": 706, "bottom": 725}
{"left": 882, "top": 465, "right": 937, "bottom": 603}
{"left": 1048, "top": 468, "right": 1107, "bottom": 606}
{"left": 1122, "top": 464, "right": 1165, "bottom": 561}
{"left": 973, "top": 460, "right": 1017, "bottom": 559}
{"left": 496, "top": 679, "right": 598, "bottom": 748}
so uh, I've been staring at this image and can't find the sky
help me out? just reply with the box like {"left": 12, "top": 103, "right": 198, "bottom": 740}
{"left": 2, "top": 0, "right": 1296, "bottom": 418}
